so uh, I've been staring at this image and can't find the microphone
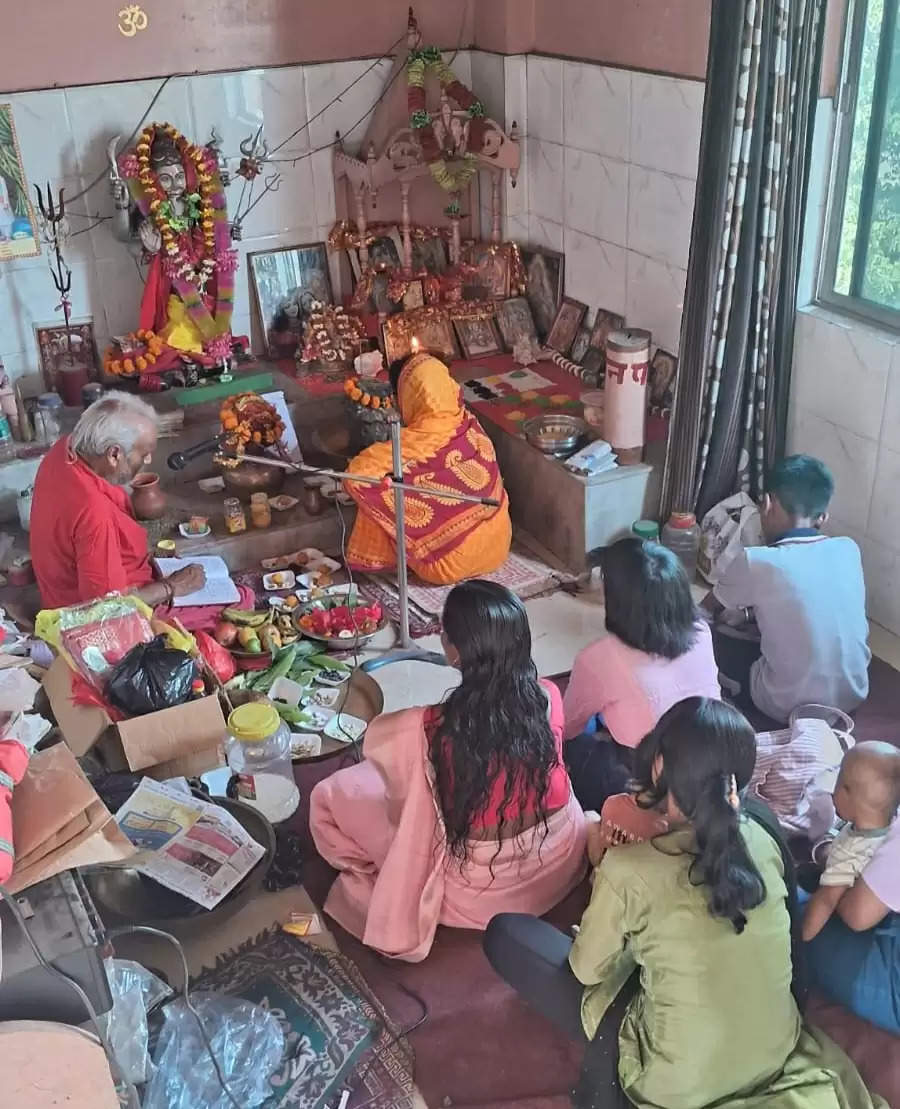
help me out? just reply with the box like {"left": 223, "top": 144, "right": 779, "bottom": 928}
{"left": 167, "top": 434, "right": 225, "bottom": 471}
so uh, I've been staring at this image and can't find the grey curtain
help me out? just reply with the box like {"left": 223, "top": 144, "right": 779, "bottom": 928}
{"left": 661, "top": 0, "right": 826, "bottom": 521}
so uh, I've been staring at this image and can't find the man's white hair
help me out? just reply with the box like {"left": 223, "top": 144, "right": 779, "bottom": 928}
{"left": 69, "top": 390, "right": 158, "bottom": 457}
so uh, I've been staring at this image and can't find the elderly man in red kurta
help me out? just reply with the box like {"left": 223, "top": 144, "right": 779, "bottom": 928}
{"left": 30, "top": 391, "right": 204, "bottom": 608}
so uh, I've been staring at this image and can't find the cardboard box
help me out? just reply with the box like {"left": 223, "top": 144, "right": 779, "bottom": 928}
{"left": 43, "top": 656, "right": 225, "bottom": 779}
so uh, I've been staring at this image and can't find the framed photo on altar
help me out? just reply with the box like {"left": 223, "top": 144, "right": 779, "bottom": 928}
{"left": 410, "top": 234, "right": 448, "bottom": 275}
{"left": 33, "top": 318, "right": 98, "bottom": 391}
{"left": 453, "top": 313, "right": 504, "bottom": 359}
{"left": 546, "top": 297, "right": 588, "bottom": 356}
{"left": 248, "top": 242, "right": 333, "bottom": 358}
{"left": 649, "top": 348, "right": 678, "bottom": 411}
{"left": 570, "top": 325, "right": 591, "bottom": 364}
{"left": 496, "top": 296, "right": 539, "bottom": 352}
{"left": 402, "top": 279, "right": 425, "bottom": 311}
{"left": 466, "top": 242, "right": 510, "bottom": 300}
{"left": 382, "top": 307, "right": 459, "bottom": 365}
{"left": 520, "top": 246, "right": 564, "bottom": 341}
{"left": 589, "top": 308, "right": 626, "bottom": 354}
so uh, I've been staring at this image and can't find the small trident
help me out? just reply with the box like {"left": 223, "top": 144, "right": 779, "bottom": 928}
{"left": 34, "top": 182, "right": 75, "bottom": 357}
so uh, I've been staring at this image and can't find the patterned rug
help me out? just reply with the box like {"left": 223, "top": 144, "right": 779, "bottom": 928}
{"left": 191, "top": 928, "right": 416, "bottom": 1109}
{"left": 359, "top": 545, "right": 575, "bottom": 637}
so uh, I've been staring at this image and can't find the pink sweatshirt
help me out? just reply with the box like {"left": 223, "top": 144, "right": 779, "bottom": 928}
{"left": 563, "top": 622, "right": 721, "bottom": 747}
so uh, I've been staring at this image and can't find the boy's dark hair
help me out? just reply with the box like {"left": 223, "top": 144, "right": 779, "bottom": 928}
{"left": 599, "top": 537, "right": 699, "bottom": 660}
{"left": 768, "top": 455, "right": 834, "bottom": 518}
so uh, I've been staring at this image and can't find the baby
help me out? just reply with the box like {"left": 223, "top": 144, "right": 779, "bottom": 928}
{"left": 802, "top": 741, "right": 900, "bottom": 941}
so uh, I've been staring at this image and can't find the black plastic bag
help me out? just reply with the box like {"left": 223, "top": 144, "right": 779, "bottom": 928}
{"left": 107, "top": 636, "right": 195, "bottom": 716}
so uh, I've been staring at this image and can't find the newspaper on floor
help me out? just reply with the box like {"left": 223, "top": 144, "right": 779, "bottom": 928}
{"left": 114, "top": 778, "right": 265, "bottom": 910}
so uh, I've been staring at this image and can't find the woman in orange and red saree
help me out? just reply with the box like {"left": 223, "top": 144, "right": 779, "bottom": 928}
{"left": 344, "top": 352, "right": 512, "bottom": 585}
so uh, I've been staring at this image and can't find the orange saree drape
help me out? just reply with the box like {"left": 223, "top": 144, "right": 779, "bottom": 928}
{"left": 345, "top": 354, "right": 511, "bottom": 585}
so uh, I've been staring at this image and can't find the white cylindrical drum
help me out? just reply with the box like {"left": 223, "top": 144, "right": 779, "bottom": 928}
{"left": 604, "top": 328, "right": 650, "bottom": 465}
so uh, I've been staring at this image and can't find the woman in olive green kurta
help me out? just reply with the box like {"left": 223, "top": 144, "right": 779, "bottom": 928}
{"left": 485, "top": 698, "right": 886, "bottom": 1109}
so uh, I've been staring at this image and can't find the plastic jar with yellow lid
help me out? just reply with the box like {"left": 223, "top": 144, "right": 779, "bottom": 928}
{"left": 226, "top": 701, "right": 299, "bottom": 822}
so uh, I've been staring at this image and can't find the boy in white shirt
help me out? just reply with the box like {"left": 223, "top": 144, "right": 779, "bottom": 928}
{"left": 706, "top": 455, "right": 870, "bottom": 722}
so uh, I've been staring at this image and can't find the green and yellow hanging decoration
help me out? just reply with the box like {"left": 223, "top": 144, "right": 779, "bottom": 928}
{"left": 407, "top": 46, "right": 486, "bottom": 199}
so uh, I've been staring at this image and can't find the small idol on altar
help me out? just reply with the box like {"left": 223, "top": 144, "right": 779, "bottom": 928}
{"left": 105, "top": 122, "right": 238, "bottom": 387}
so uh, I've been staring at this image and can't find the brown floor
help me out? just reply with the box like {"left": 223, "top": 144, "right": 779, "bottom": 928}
{"left": 293, "top": 656, "right": 900, "bottom": 1108}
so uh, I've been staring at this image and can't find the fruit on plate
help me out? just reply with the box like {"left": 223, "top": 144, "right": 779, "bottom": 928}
{"left": 298, "top": 600, "right": 383, "bottom": 639}
{"left": 214, "top": 620, "right": 239, "bottom": 647}
{"left": 237, "top": 626, "right": 262, "bottom": 650}
{"left": 222, "top": 608, "right": 269, "bottom": 628}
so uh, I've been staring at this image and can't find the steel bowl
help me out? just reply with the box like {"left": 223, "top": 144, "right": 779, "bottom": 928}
{"left": 523, "top": 414, "right": 588, "bottom": 458}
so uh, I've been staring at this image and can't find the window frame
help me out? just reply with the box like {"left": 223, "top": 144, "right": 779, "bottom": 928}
{"left": 818, "top": 0, "right": 900, "bottom": 331}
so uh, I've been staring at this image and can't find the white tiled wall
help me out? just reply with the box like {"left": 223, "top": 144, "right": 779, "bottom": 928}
{"left": 788, "top": 96, "right": 900, "bottom": 636}
{"left": 0, "top": 54, "right": 449, "bottom": 383}
{"left": 522, "top": 56, "right": 704, "bottom": 354}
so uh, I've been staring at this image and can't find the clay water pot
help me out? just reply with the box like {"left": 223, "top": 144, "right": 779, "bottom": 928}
{"left": 131, "top": 472, "right": 166, "bottom": 520}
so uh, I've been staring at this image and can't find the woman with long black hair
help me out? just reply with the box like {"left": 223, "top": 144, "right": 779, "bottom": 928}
{"left": 310, "top": 581, "right": 586, "bottom": 962}
{"left": 484, "top": 698, "right": 885, "bottom": 1109}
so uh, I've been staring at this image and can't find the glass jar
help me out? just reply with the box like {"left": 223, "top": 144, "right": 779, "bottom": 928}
{"left": 250, "top": 492, "right": 271, "bottom": 529}
{"left": 661, "top": 512, "right": 701, "bottom": 579}
{"left": 226, "top": 701, "right": 299, "bottom": 823}
{"left": 35, "top": 393, "right": 64, "bottom": 445}
{"left": 223, "top": 496, "right": 247, "bottom": 534}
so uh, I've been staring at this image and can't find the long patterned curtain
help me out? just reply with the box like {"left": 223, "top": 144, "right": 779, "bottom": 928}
{"left": 661, "top": 0, "right": 826, "bottom": 520}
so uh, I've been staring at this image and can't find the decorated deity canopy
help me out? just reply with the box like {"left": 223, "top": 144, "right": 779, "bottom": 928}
{"left": 332, "top": 9, "right": 520, "bottom": 274}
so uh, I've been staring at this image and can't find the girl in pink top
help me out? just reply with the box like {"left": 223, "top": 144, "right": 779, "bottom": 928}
{"left": 565, "top": 538, "right": 721, "bottom": 746}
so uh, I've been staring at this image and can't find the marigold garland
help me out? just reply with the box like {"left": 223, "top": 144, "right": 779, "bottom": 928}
{"left": 103, "top": 329, "right": 165, "bottom": 377}
{"left": 406, "top": 47, "right": 483, "bottom": 196}
{"left": 343, "top": 377, "right": 393, "bottom": 409}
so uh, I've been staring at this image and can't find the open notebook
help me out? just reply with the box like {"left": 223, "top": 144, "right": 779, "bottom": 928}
{"left": 155, "top": 555, "right": 240, "bottom": 607}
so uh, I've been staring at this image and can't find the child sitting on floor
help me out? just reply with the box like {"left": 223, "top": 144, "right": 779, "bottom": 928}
{"left": 706, "top": 454, "right": 870, "bottom": 722}
{"left": 802, "top": 741, "right": 900, "bottom": 941}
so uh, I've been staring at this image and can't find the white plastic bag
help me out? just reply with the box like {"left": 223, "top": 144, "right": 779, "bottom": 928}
{"left": 698, "top": 492, "right": 764, "bottom": 584}
{"left": 100, "top": 958, "right": 172, "bottom": 1086}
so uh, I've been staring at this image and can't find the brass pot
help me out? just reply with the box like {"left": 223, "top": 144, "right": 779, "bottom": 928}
{"left": 216, "top": 459, "right": 286, "bottom": 501}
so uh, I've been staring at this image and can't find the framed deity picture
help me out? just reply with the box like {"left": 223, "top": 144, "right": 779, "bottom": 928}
{"left": 466, "top": 242, "right": 510, "bottom": 300}
{"left": 520, "top": 247, "right": 564, "bottom": 341}
{"left": 0, "top": 104, "right": 39, "bottom": 262}
{"left": 350, "top": 226, "right": 404, "bottom": 281}
{"left": 589, "top": 308, "right": 626, "bottom": 354}
{"left": 411, "top": 234, "right": 448, "bottom": 275}
{"left": 402, "top": 279, "right": 425, "bottom": 311}
{"left": 453, "top": 314, "right": 504, "bottom": 360}
{"left": 249, "top": 242, "right": 334, "bottom": 358}
{"left": 649, "top": 348, "right": 678, "bottom": 411}
{"left": 570, "top": 325, "right": 591, "bottom": 364}
{"left": 546, "top": 297, "right": 588, "bottom": 356}
{"left": 383, "top": 307, "right": 459, "bottom": 365}
{"left": 495, "top": 296, "right": 539, "bottom": 352}
{"left": 34, "top": 319, "right": 98, "bottom": 391}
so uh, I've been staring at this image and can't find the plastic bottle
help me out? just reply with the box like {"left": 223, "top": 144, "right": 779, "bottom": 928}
{"left": 632, "top": 519, "right": 660, "bottom": 541}
{"left": 226, "top": 701, "right": 299, "bottom": 823}
{"left": 661, "top": 512, "right": 701, "bottom": 579}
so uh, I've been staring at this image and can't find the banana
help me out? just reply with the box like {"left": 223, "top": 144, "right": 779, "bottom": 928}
{"left": 223, "top": 608, "right": 268, "bottom": 627}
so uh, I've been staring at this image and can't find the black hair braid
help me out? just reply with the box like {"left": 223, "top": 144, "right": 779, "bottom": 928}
{"left": 430, "top": 581, "right": 558, "bottom": 865}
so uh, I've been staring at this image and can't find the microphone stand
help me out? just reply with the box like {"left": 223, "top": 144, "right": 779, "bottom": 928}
{"left": 217, "top": 421, "right": 499, "bottom": 668}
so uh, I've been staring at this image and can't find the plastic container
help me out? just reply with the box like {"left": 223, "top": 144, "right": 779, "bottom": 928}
{"left": 35, "top": 393, "right": 64, "bottom": 445}
{"left": 0, "top": 415, "right": 15, "bottom": 460}
{"left": 226, "top": 701, "right": 299, "bottom": 823}
{"left": 632, "top": 519, "right": 660, "bottom": 541}
{"left": 223, "top": 497, "right": 247, "bottom": 534}
{"left": 250, "top": 492, "right": 271, "bottom": 529}
{"left": 661, "top": 511, "right": 701, "bottom": 579}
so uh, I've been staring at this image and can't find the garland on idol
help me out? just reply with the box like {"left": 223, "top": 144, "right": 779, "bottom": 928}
{"left": 407, "top": 46, "right": 486, "bottom": 203}
{"left": 118, "top": 122, "right": 237, "bottom": 358}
